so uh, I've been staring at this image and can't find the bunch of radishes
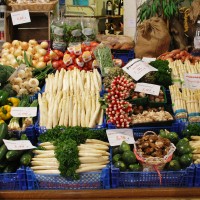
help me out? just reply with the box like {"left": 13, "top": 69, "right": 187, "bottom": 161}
{"left": 106, "top": 76, "right": 134, "bottom": 128}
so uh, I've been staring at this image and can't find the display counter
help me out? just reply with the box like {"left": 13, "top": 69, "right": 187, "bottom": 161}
{"left": 1, "top": 188, "right": 200, "bottom": 199}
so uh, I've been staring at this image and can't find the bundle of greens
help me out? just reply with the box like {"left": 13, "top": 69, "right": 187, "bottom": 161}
{"left": 38, "top": 126, "right": 107, "bottom": 179}
{"left": 0, "top": 65, "right": 15, "bottom": 87}
{"left": 182, "top": 123, "right": 200, "bottom": 139}
{"left": 139, "top": 60, "right": 172, "bottom": 88}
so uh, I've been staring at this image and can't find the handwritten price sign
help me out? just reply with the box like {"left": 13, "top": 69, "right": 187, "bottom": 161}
{"left": 3, "top": 139, "right": 36, "bottom": 150}
{"left": 135, "top": 83, "right": 160, "bottom": 96}
{"left": 122, "top": 59, "right": 158, "bottom": 81}
{"left": 11, "top": 10, "right": 31, "bottom": 25}
{"left": 11, "top": 107, "right": 37, "bottom": 117}
{"left": 106, "top": 129, "right": 135, "bottom": 146}
{"left": 184, "top": 73, "right": 200, "bottom": 89}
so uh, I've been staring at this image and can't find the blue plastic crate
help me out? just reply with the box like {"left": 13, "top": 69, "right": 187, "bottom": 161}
{"left": 26, "top": 167, "right": 110, "bottom": 190}
{"left": 111, "top": 164, "right": 195, "bottom": 188}
{"left": 108, "top": 121, "right": 184, "bottom": 139}
{"left": 111, "top": 49, "right": 135, "bottom": 64}
{"left": 0, "top": 167, "right": 27, "bottom": 190}
{"left": 194, "top": 164, "right": 200, "bottom": 187}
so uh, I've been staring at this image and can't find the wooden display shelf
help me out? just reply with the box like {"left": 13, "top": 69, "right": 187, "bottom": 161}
{"left": 1, "top": 188, "right": 200, "bottom": 200}
{"left": 5, "top": 11, "right": 51, "bottom": 42}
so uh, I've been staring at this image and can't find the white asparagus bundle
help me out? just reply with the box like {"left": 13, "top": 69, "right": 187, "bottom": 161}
{"left": 79, "top": 143, "right": 109, "bottom": 151}
{"left": 39, "top": 68, "right": 103, "bottom": 129}
{"left": 34, "top": 170, "right": 60, "bottom": 174}
{"left": 78, "top": 147, "right": 110, "bottom": 156}
{"left": 85, "top": 139, "right": 109, "bottom": 146}
{"left": 76, "top": 165, "right": 106, "bottom": 173}
{"left": 31, "top": 166, "right": 59, "bottom": 170}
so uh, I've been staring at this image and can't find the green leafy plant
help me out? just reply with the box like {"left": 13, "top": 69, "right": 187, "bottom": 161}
{"left": 137, "top": 0, "right": 185, "bottom": 22}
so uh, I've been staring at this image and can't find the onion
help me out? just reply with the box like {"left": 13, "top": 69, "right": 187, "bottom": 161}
{"left": 40, "top": 41, "right": 49, "bottom": 49}
{"left": 27, "top": 46, "right": 34, "bottom": 54}
{"left": 34, "top": 44, "right": 42, "bottom": 52}
{"left": 2, "top": 42, "right": 11, "bottom": 49}
{"left": 33, "top": 53, "right": 41, "bottom": 60}
{"left": 2, "top": 48, "right": 10, "bottom": 54}
{"left": 29, "top": 39, "right": 38, "bottom": 46}
{"left": 10, "top": 58, "right": 18, "bottom": 67}
{"left": 1, "top": 52, "right": 9, "bottom": 58}
{"left": 9, "top": 46, "right": 15, "bottom": 54}
{"left": 7, "top": 54, "right": 15, "bottom": 60}
{"left": 12, "top": 40, "right": 21, "bottom": 47}
{"left": 17, "top": 55, "right": 23, "bottom": 61}
{"left": 38, "top": 48, "right": 47, "bottom": 56}
{"left": 35, "top": 61, "right": 46, "bottom": 69}
{"left": 32, "top": 60, "right": 38, "bottom": 67}
{"left": 14, "top": 48, "right": 22, "bottom": 57}
{"left": 38, "top": 56, "right": 44, "bottom": 62}
{"left": 21, "top": 41, "right": 29, "bottom": 50}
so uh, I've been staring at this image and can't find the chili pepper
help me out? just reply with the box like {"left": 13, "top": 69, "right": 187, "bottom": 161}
{"left": 0, "top": 105, "right": 12, "bottom": 121}
{"left": 7, "top": 97, "right": 20, "bottom": 107}
{"left": 0, "top": 90, "right": 9, "bottom": 106}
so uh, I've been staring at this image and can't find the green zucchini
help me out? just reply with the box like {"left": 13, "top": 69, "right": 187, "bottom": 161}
{"left": 6, "top": 150, "right": 25, "bottom": 162}
{"left": 0, "top": 123, "right": 8, "bottom": 146}
{"left": 3, "top": 163, "right": 19, "bottom": 173}
{"left": 0, "top": 159, "right": 9, "bottom": 172}
{"left": 20, "top": 151, "right": 33, "bottom": 166}
{"left": 0, "top": 144, "right": 8, "bottom": 161}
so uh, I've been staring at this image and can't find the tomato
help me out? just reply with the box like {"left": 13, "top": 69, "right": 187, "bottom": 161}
{"left": 90, "top": 41, "right": 99, "bottom": 48}
{"left": 43, "top": 53, "right": 50, "bottom": 62}
{"left": 81, "top": 43, "right": 87, "bottom": 52}
{"left": 84, "top": 46, "right": 91, "bottom": 51}
{"left": 53, "top": 49, "right": 64, "bottom": 59}
{"left": 52, "top": 60, "right": 63, "bottom": 69}
{"left": 84, "top": 60, "right": 93, "bottom": 70}
{"left": 49, "top": 50, "right": 59, "bottom": 61}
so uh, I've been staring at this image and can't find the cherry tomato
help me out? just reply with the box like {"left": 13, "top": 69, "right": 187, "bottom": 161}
{"left": 52, "top": 60, "right": 63, "bottom": 69}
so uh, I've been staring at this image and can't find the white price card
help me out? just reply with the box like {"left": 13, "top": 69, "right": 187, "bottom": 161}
{"left": 3, "top": 139, "right": 36, "bottom": 150}
{"left": 122, "top": 58, "right": 158, "bottom": 81}
{"left": 142, "top": 57, "right": 156, "bottom": 63}
{"left": 11, "top": 10, "right": 31, "bottom": 26}
{"left": 135, "top": 83, "right": 161, "bottom": 96}
{"left": 106, "top": 129, "right": 135, "bottom": 147}
{"left": 11, "top": 107, "right": 37, "bottom": 117}
{"left": 184, "top": 73, "right": 200, "bottom": 89}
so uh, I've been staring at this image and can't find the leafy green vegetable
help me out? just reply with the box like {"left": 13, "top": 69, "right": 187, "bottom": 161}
{"left": 182, "top": 123, "right": 200, "bottom": 139}
{"left": 38, "top": 126, "right": 107, "bottom": 179}
{"left": 1, "top": 83, "right": 17, "bottom": 97}
{"left": 0, "top": 65, "right": 15, "bottom": 87}
{"left": 140, "top": 60, "right": 172, "bottom": 88}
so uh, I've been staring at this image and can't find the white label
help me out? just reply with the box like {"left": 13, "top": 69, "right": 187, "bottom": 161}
{"left": 106, "top": 129, "right": 135, "bottom": 146}
{"left": 122, "top": 58, "right": 158, "bottom": 81}
{"left": 184, "top": 73, "right": 200, "bottom": 89}
{"left": 11, "top": 107, "right": 37, "bottom": 117}
{"left": 142, "top": 57, "right": 156, "bottom": 63}
{"left": 135, "top": 83, "right": 161, "bottom": 96}
{"left": 3, "top": 139, "right": 36, "bottom": 150}
{"left": 11, "top": 10, "right": 31, "bottom": 26}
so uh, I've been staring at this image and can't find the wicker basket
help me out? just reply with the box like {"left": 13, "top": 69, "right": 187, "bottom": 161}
{"left": 8, "top": 0, "right": 58, "bottom": 11}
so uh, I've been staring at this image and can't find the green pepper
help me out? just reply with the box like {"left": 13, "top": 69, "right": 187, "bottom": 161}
{"left": 0, "top": 90, "right": 9, "bottom": 106}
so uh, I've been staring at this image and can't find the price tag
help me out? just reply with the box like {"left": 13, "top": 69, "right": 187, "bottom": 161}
{"left": 184, "top": 73, "right": 200, "bottom": 89}
{"left": 11, "top": 107, "right": 37, "bottom": 117}
{"left": 122, "top": 58, "right": 158, "bottom": 81}
{"left": 11, "top": 10, "right": 31, "bottom": 26}
{"left": 142, "top": 57, "right": 156, "bottom": 63}
{"left": 135, "top": 83, "right": 160, "bottom": 96}
{"left": 106, "top": 129, "right": 135, "bottom": 146}
{"left": 3, "top": 139, "right": 36, "bottom": 150}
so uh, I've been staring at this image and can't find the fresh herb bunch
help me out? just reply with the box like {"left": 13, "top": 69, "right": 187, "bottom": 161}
{"left": 182, "top": 123, "right": 200, "bottom": 139}
{"left": 140, "top": 60, "right": 172, "bottom": 88}
{"left": 39, "top": 126, "right": 107, "bottom": 179}
{"left": 137, "top": 0, "right": 185, "bottom": 22}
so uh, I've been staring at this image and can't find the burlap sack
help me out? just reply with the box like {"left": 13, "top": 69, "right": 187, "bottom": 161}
{"left": 135, "top": 17, "right": 171, "bottom": 58}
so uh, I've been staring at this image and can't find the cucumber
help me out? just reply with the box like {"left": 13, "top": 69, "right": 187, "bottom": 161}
{"left": 20, "top": 151, "right": 33, "bottom": 166}
{"left": 6, "top": 150, "right": 25, "bottom": 161}
{"left": 0, "top": 123, "right": 8, "bottom": 146}
{"left": 0, "top": 159, "right": 9, "bottom": 172}
{"left": 3, "top": 163, "right": 19, "bottom": 173}
{"left": 0, "top": 144, "right": 8, "bottom": 161}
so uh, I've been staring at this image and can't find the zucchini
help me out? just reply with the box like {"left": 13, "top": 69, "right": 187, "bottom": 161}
{"left": 20, "top": 151, "right": 33, "bottom": 166}
{"left": 6, "top": 150, "right": 25, "bottom": 161}
{"left": 0, "top": 159, "right": 9, "bottom": 172}
{"left": 0, "top": 123, "right": 8, "bottom": 146}
{"left": 3, "top": 163, "right": 19, "bottom": 173}
{"left": 0, "top": 144, "right": 8, "bottom": 161}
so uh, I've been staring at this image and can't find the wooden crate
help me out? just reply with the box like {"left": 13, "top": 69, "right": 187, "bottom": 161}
{"left": 5, "top": 11, "right": 51, "bottom": 42}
